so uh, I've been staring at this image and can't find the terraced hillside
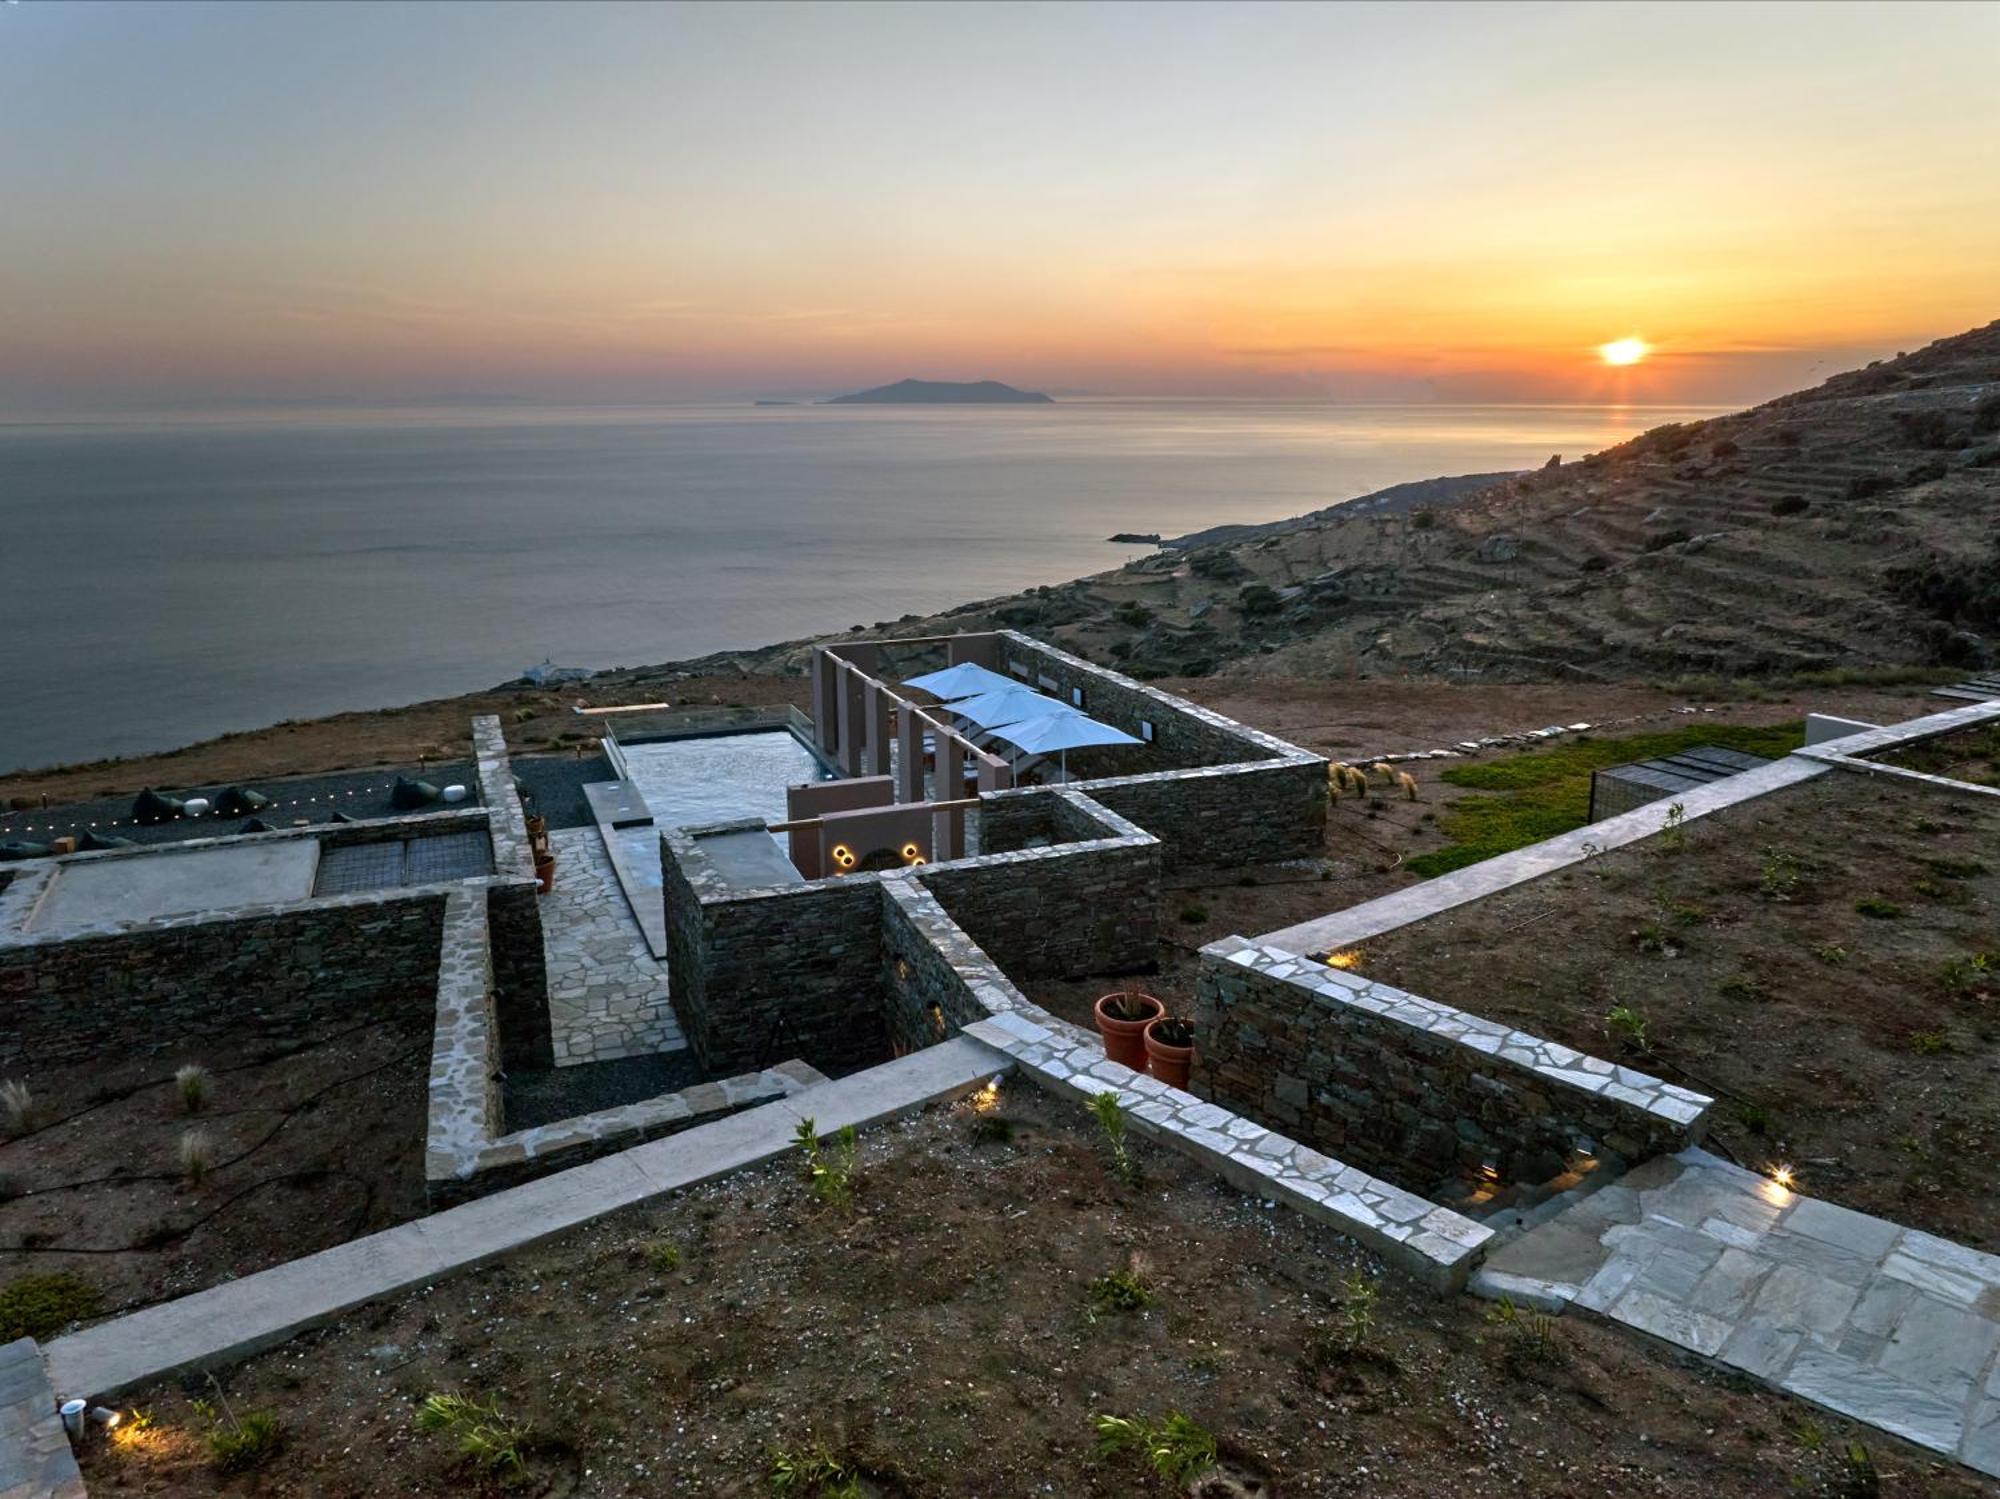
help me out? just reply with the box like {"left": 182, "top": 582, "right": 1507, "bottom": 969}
{"left": 600, "top": 319, "right": 2000, "bottom": 692}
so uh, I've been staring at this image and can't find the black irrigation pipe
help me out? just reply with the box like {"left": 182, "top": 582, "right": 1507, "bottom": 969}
{"left": 0, "top": 1015, "right": 414, "bottom": 1150}
{"left": 3, "top": 1043, "right": 426, "bottom": 1200}
{"left": 2, "top": 1167, "right": 377, "bottom": 1259}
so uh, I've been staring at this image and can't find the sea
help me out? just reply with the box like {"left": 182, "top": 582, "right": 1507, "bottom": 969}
{"left": 0, "top": 400, "right": 1722, "bottom": 774}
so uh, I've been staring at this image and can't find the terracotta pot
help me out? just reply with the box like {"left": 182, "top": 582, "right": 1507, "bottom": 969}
{"left": 1143, "top": 1018, "right": 1197, "bottom": 1091}
{"left": 535, "top": 853, "right": 556, "bottom": 893}
{"left": 1093, "top": 991, "right": 1164, "bottom": 1071}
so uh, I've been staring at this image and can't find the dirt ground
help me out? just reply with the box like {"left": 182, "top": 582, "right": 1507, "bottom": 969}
{"left": 0, "top": 1014, "right": 430, "bottom": 1321}
{"left": 1356, "top": 771, "right": 1999, "bottom": 1250}
{"left": 77, "top": 1086, "right": 1991, "bottom": 1499}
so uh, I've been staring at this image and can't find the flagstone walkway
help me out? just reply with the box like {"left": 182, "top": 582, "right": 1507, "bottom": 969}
{"left": 1474, "top": 1148, "right": 2000, "bottom": 1478}
{"left": 542, "top": 825, "right": 683, "bottom": 1065}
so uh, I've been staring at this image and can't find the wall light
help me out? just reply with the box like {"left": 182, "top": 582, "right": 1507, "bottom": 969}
{"left": 900, "top": 841, "right": 922, "bottom": 863}
{"left": 830, "top": 843, "right": 857, "bottom": 870}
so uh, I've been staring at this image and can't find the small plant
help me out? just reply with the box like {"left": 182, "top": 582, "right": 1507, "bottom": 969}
{"left": 1736, "top": 1102, "right": 1772, "bottom": 1136}
{"left": 1092, "top": 1411, "right": 1218, "bottom": 1486}
{"left": 1919, "top": 854, "right": 1988, "bottom": 880}
{"left": 1606, "top": 1005, "right": 1650, "bottom": 1052}
{"left": 1487, "top": 1294, "right": 1566, "bottom": 1367}
{"left": 0, "top": 1272, "right": 101, "bottom": 1342}
{"left": 1149, "top": 1015, "right": 1196, "bottom": 1048}
{"left": 0, "top": 1079, "right": 33, "bottom": 1135}
{"left": 1177, "top": 903, "right": 1209, "bottom": 924}
{"left": 1097, "top": 990, "right": 1156, "bottom": 1023}
{"left": 1759, "top": 847, "right": 1805, "bottom": 901}
{"left": 1719, "top": 973, "right": 1770, "bottom": 1005}
{"left": 1086, "top": 1265, "right": 1154, "bottom": 1317}
{"left": 1813, "top": 943, "right": 1849, "bottom": 966}
{"left": 1909, "top": 1030, "right": 1950, "bottom": 1056}
{"left": 1333, "top": 1268, "right": 1378, "bottom": 1354}
{"left": 1657, "top": 801, "right": 1689, "bottom": 853}
{"left": 794, "top": 1117, "right": 860, "bottom": 1210}
{"left": 970, "top": 1114, "right": 1016, "bottom": 1145}
{"left": 178, "top": 1128, "right": 214, "bottom": 1186}
{"left": 1090, "top": 1089, "right": 1141, "bottom": 1186}
{"left": 416, "top": 1391, "right": 530, "bottom": 1476}
{"left": 769, "top": 1442, "right": 861, "bottom": 1496}
{"left": 645, "top": 1239, "right": 682, "bottom": 1272}
{"left": 174, "top": 1063, "right": 211, "bottom": 1114}
{"left": 194, "top": 1391, "right": 285, "bottom": 1475}
{"left": 1854, "top": 895, "right": 1904, "bottom": 920}
{"left": 1939, "top": 952, "right": 1993, "bottom": 998}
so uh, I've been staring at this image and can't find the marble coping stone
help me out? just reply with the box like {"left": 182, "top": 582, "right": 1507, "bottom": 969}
{"left": 0, "top": 1338, "right": 85, "bottom": 1499}
{"left": 1255, "top": 752, "right": 1830, "bottom": 957}
{"left": 1796, "top": 698, "right": 2000, "bottom": 800}
{"left": 1204, "top": 938, "right": 1713, "bottom": 1137}
{"left": 961, "top": 1006, "right": 1492, "bottom": 1292}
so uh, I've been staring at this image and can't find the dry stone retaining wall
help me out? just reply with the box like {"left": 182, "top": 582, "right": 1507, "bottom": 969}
{"left": 1195, "top": 938, "right": 1710, "bottom": 1191}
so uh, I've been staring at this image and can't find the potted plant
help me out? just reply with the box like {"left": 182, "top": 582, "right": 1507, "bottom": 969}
{"left": 1093, "top": 990, "right": 1164, "bottom": 1070}
{"left": 534, "top": 849, "right": 557, "bottom": 893}
{"left": 1143, "top": 1015, "right": 1197, "bottom": 1090}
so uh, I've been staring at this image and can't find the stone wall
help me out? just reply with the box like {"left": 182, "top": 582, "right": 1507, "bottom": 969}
{"left": 0, "top": 890, "right": 448, "bottom": 1071}
{"left": 917, "top": 791, "right": 1160, "bottom": 982}
{"left": 991, "top": 632, "right": 1328, "bottom": 866}
{"left": 664, "top": 821, "right": 889, "bottom": 1075}
{"left": 472, "top": 714, "right": 552, "bottom": 1068}
{"left": 1194, "top": 939, "right": 1710, "bottom": 1191}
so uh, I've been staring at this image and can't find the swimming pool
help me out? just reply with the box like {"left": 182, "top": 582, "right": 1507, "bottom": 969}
{"left": 617, "top": 730, "right": 830, "bottom": 832}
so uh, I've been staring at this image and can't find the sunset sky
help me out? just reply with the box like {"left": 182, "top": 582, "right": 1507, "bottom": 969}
{"left": 4, "top": 0, "right": 1996, "bottom": 410}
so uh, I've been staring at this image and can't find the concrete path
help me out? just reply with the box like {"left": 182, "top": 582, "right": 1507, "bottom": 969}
{"left": 542, "top": 825, "right": 682, "bottom": 1065}
{"left": 1474, "top": 1149, "right": 2000, "bottom": 1479}
{"left": 0, "top": 1338, "right": 84, "bottom": 1498}
{"left": 46, "top": 1035, "right": 1007, "bottom": 1403}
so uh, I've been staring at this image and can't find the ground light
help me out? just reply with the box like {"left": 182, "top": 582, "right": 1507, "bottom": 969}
{"left": 1768, "top": 1163, "right": 1796, "bottom": 1190}
{"left": 1324, "top": 949, "right": 1363, "bottom": 971}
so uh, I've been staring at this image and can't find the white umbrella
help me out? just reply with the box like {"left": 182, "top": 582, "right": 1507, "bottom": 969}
{"left": 991, "top": 710, "right": 1141, "bottom": 780}
{"left": 900, "top": 662, "right": 1020, "bottom": 701}
{"left": 949, "top": 685, "right": 1077, "bottom": 729}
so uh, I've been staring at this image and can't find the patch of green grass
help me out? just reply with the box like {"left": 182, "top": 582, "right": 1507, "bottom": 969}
{"left": 1086, "top": 1267, "right": 1154, "bottom": 1316}
{"left": 1855, "top": 895, "right": 1905, "bottom": 920}
{"left": 0, "top": 1272, "right": 100, "bottom": 1342}
{"left": 1406, "top": 723, "right": 1804, "bottom": 877}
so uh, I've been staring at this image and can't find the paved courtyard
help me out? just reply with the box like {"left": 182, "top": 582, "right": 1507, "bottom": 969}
{"left": 542, "top": 825, "right": 683, "bottom": 1065}
{"left": 1475, "top": 1149, "right": 2000, "bottom": 1478}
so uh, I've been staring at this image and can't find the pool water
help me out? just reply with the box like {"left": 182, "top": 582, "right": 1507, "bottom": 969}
{"left": 618, "top": 730, "right": 829, "bottom": 832}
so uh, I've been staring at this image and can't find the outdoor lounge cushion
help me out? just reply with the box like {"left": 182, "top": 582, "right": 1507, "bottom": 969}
{"left": 131, "top": 787, "right": 185, "bottom": 824}
{"left": 0, "top": 840, "right": 51, "bottom": 862}
{"left": 79, "top": 831, "right": 136, "bottom": 851}
{"left": 391, "top": 776, "right": 442, "bottom": 810}
{"left": 213, "top": 786, "right": 270, "bottom": 817}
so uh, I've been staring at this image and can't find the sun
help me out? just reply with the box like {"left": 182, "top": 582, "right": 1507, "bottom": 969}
{"left": 1598, "top": 336, "right": 1651, "bottom": 367}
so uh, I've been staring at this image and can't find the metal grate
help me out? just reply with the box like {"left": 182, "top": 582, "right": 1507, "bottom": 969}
{"left": 313, "top": 831, "right": 494, "bottom": 895}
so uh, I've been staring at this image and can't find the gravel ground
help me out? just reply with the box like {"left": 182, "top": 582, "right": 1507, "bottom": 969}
{"left": 501, "top": 1051, "right": 705, "bottom": 1130}
{"left": 510, "top": 751, "right": 612, "bottom": 831}
{"left": 0, "top": 760, "right": 480, "bottom": 851}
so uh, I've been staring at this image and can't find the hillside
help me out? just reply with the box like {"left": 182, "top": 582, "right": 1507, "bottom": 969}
{"left": 647, "top": 320, "right": 1997, "bottom": 689}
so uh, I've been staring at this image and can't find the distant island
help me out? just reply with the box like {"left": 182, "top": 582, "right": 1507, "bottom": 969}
{"left": 823, "top": 378, "right": 1053, "bottom": 405}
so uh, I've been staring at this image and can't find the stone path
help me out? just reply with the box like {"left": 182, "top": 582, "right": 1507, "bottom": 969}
{"left": 542, "top": 826, "right": 682, "bottom": 1065}
{"left": 0, "top": 1338, "right": 84, "bottom": 1498}
{"left": 1474, "top": 1149, "right": 2000, "bottom": 1478}
{"left": 46, "top": 1036, "right": 1007, "bottom": 1403}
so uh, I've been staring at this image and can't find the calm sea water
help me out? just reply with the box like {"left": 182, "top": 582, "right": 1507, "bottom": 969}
{"left": 0, "top": 400, "right": 1718, "bottom": 773}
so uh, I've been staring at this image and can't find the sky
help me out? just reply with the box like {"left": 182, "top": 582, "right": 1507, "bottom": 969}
{"left": 3, "top": 0, "right": 1997, "bottom": 410}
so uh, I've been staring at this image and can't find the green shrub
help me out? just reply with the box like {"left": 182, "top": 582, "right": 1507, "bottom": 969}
{"left": 0, "top": 1272, "right": 100, "bottom": 1342}
{"left": 794, "top": 1117, "right": 860, "bottom": 1210}
{"left": 1854, "top": 895, "right": 1904, "bottom": 920}
{"left": 1237, "top": 583, "right": 1282, "bottom": 615}
{"left": 1177, "top": 903, "right": 1209, "bottom": 924}
{"left": 1086, "top": 1267, "right": 1154, "bottom": 1316}
{"left": 205, "top": 1410, "right": 284, "bottom": 1473}
{"left": 1093, "top": 1411, "right": 1217, "bottom": 1485}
